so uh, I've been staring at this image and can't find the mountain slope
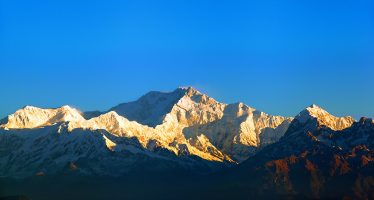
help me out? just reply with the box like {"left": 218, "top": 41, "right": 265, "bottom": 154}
{"left": 1, "top": 106, "right": 85, "bottom": 129}
{"left": 82, "top": 87, "right": 292, "bottom": 162}
{"left": 217, "top": 105, "right": 373, "bottom": 199}
{"left": 0, "top": 87, "right": 296, "bottom": 177}
{"left": 295, "top": 104, "right": 355, "bottom": 131}
{"left": 0, "top": 122, "right": 224, "bottom": 178}
{"left": 110, "top": 88, "right": 188, "bottom": 127}
{"left": 1, "top": 93, "right": 373, "bottom": 199}
{"left": 183, "top": 102, "right": 293, "bottom": 161}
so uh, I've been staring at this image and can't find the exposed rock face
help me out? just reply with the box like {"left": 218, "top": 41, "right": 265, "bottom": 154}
{"left": 221, "top": 106, "right": 373, "bottom": 199}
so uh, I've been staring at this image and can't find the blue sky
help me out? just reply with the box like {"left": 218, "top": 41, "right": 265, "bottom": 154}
{"left": 0, "top": 0, "right": 373, "bottom": 119}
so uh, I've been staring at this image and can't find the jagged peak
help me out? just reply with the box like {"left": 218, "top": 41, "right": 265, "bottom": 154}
{"left": 20, "top": 105, "right": 79, "bottom": 113}
{"left": 297, "top": 104, "right": 329, "bottom": 122}
{"left": 178, "top": 86, "right": 197, "bottom": 91}
{"left": 55, "top": 105, "right": 84, "bottom": 117}
{"left": 78, "top": 111, "right": 127, "bottom": 129}
{"left": 351, "top": 117, "right": 374, "bottom": 132}
{"left": 295, "top": 104, "right": 355, "bottom": 131}
{"left": 110, "top": 87, "right": 221, "bottom": 127}
{"left": 309, "top": 104, "right": 320, "bottom": 109}
{"left": 304, "top": 104, "right": 354, "bottom": 121}
{"left": 54, "top": 105, "right": 84, "bottom": 118}
{"left": 22, "top": 105, "right": 40, "bottom": 110}
{"left": 178, "top": 86, "right": 194, "bottom": 90}
{"left": 358, "top": 117, "right": 374, "bottom": 125}
{"left": 306, "top": 103, "right": 324, "bottom": 111}
{"left": 230, "top": 102, "right": 248, "bottom": 108}
{"left": 177, "top": 86, "right": 202, "bottom": 96}
{"left": 142, "top": 86, "right": 201, "bottom": 97}
{"left": 17, "top": 105, "right": 50, "bottom": 114}
{"left": 2, "top": 105, "right": 85, "bottom": 129}
{"left": 104, "top": 110, "right": 119, "bottom": 116}
{"left": 59, "top": 105, "right": 75, "bottom": 110}
{"left": 110, "top": 88, "right": 188, "bottom": 127}
{"left": 95, "top": 111, "right": 122, "bottom": 121}
{"left": 225, "top": 102, "right": 254, "bottom": 115}
{"left": 177, "top": 87, "right": 223, "bottom": 108}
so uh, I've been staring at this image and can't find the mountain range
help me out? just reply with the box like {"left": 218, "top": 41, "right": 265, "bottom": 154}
{"left": 0, "top": 87, "right": 373, "bottom": 199}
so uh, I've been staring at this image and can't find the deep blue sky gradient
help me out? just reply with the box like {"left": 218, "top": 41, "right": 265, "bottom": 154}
{"left": 0, "top": 0, "right": 373, "bottom": 119}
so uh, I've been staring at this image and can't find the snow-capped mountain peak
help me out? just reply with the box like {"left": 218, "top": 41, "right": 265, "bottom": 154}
{"left": 0, "top": 105, "right": 85, "bottom": 129}
{"left": 178, "top": 86, "right": 202, "bottom": 96}
{"left": 295, "top": 104, "right": 355, "bottom": 131}
{"left": 109, "top": 88, "right": 188, "bottom": 127}
{"left": 0, "top": 87, "right": 300, "bottom": 177}
{"left": 109, "top": 87, "right": 217, "bottom": 128}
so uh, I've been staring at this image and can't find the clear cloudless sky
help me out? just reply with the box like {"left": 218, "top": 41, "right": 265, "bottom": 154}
{"left": 0, "top": 0, "right": 373, "bottom": 119}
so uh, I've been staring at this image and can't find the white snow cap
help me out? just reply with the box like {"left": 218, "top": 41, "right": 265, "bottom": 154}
{"left": 1, "top": 105, "right": 85, "bottom": 129}
{"left": 295, "top": 104, "right": 355, "bottom": 131}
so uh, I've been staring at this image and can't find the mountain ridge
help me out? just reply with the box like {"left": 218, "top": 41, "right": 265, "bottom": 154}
{"left": 1, "top": 87, "right": 372, "bottom": 199}
{"left": 0, "top": 87, "right": 363, "bottom": 179}
{"left": 221, "top": 107, "right": 373, "bottom": 199}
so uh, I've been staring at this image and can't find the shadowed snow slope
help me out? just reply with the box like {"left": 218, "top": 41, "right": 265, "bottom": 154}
{"left": 109, "top": 87, "right": 188, "bottom": 127}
